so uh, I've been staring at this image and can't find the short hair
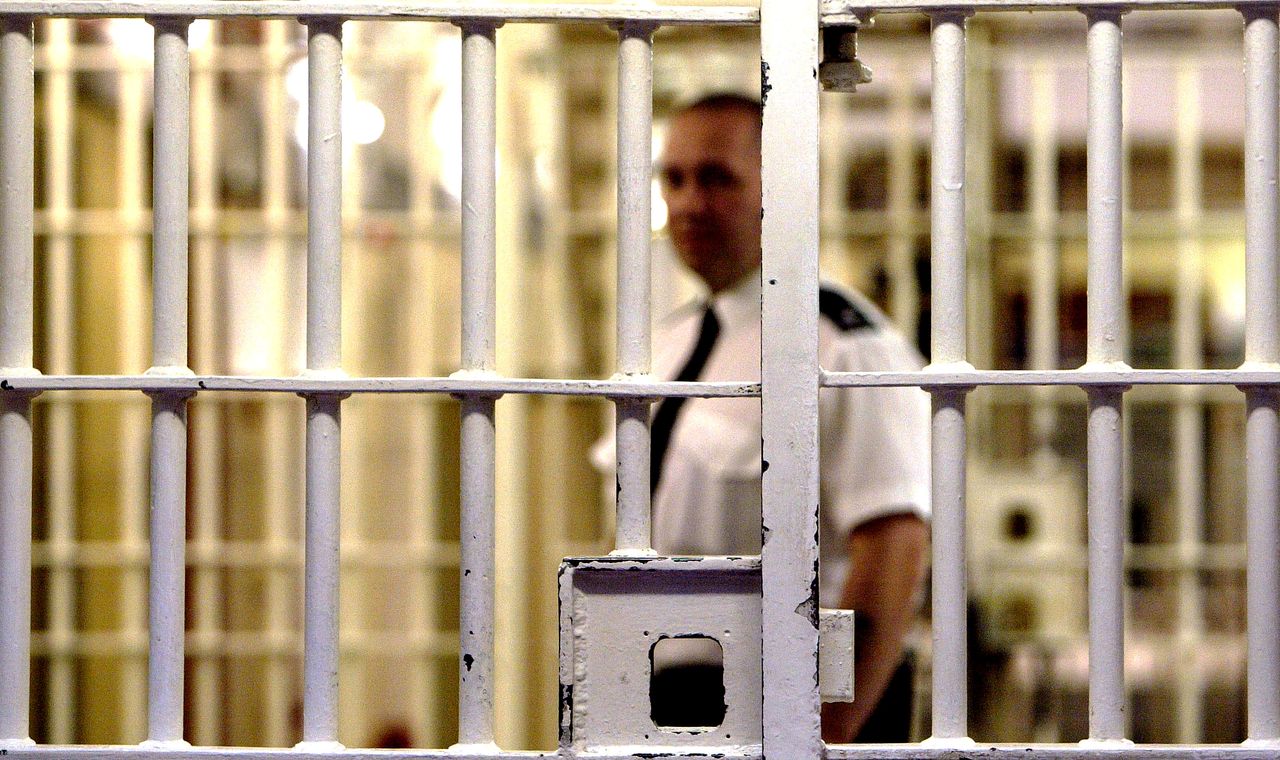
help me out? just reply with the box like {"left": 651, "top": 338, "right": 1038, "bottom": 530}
{"left": 674, "top": 92, "right": 763, "bottom": 138}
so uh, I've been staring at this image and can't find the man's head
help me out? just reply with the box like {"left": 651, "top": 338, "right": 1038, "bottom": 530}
{"left": 658, "top": 94, "right": 762, "bottom": 294}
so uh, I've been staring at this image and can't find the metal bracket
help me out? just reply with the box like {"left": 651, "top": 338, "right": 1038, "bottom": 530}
{"left": 819, "top": 608, "right": 856, "bottom": 702}
{"left": 558, "top": 556, "right": 762, "bottom": 754}
{"left": 819, "top": 19, "right": 874, "bottom": 92}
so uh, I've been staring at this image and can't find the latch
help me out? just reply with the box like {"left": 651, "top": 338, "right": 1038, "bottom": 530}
{"left": 818, "top": 608, "right": 855, "bottom": 702}
{"left": 818, "top": 18, "right": 874, "bottom": 93}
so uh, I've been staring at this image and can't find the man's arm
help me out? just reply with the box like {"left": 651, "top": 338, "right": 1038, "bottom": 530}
{"left": 821, "top": 512, "right": 928, "bottom": 743}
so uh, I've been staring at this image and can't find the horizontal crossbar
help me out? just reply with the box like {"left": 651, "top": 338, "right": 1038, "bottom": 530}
{"left": 3, "top": 369, "right": 1280, "bottom": 396}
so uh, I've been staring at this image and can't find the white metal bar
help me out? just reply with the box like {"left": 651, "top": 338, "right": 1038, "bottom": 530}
{"left": 613, "top": 20, "right": 655, "bottom": 555}
{"left": 1084, "top": 9, "right": 1128, "bottom": 744}
{"left": 1, "top": 0, "right": 1276, "bottom": 18}
{"left": 456, "top": 20, "right": 499, "bottom": 751}
{"left": 1242, "top": 6, "right": 1280, "bottom": 743}
{"left": 301, "top": 16, "right": 345, "bottom": 750}
{"left": 0, "top": 2, "right": 760, "bottom": 23}
{"left": 760, "top": 1, "right": 821, "bottom": 758}
{"left": 926, "top": 11, "right": 972, "bottom": 745}
{"left": 13, "top": 369, "right": 1280, "bottom": 394}
{"left": 0, "top": 15, "right": 34, "bottom": 746}
{"left": 1171, "top": 57, "right": 1205, "bottom": 745}
{"left": 40, "top": 15, "right": 76, "bottom": 746}
{"left": 145, "top": 17, "right": 194, "bottom": 746}
{"left": 13, "top": 747, "right": 1280, "bottom": 760}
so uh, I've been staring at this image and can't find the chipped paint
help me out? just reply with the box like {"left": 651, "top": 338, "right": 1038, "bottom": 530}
{"left": 559, "top": 557, "right": 761, "bottom": 753}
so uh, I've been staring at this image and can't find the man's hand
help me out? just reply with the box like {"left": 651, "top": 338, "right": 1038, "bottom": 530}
{"left": 821, "top": 512, "right": 928, "bottom": 743}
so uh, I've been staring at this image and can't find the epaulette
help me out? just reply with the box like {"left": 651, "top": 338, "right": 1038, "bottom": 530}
{"left": 818, "top": 287, "right": 873, "bottom": 332}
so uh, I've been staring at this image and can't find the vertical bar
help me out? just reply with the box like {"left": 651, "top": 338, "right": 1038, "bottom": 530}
{"left": 41, "top": 16, "right": 77, "bottom": 746}
{"left": 613, "top": 21, "right": 655, "bottom": 555}
{"left": 1172, "top": 58, "right": 1205, "bottom": 745}
{"left": 300, "top": 16, "right": 344, "bottom": 750}
{"left": 145, "top": 17, "right": 194, "bottom": 745}
{"left": 151, "top": 18, "right": 191, "bottom": 373}
{"left": 927, "top": 13, "right": 972, "bottom": 744}
{"left": 760, "top": 2, "right": 821, "bottom": 757}
{"left": 145, "top": 396, "right": 190, "bottom": 745}
{"left": 1028, "top": 59, "right": 1059, "bottom": 459}
{"left": 456, "top": 21, "right": 499, "bottom": 751}
{"left": 0, "top": 15, "right": 35, "bottom": 746}
{"left": 1085, "top": 10, "right": 1128, "bottom": 744}
{"left": 149, "top": 15, "right": 194, "bottom": 735}
{"left": 1243, "top": 7, "right": 1280, "bottom": 743}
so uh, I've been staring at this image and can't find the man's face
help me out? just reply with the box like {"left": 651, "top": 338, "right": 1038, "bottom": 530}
{"left": 658, "top": 107, "right": 762, "bottom": 293}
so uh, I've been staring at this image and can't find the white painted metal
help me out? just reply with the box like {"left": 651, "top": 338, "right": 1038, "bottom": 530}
{"left": 1084, "top": 9, "right": 1129, "bottom": 745}
{"left": 759, "top": 1, "right": 822, "bottom": 759}
{"left": 145, "top": 17, "right": 193, "bottom": 747}
{"left": 613, "top": 21, "right": 655, "bottom": 556}
{"left": 926, "top": 12, "right": 972, "bottom": 745}
{"left": 559, "top": 556, "right": 762, "bottom": 752}
{"left": 3, "top": 0, "right": 1277, "bottom": 756}
{"left": 40, "top": 16, "right": 77, "bottom": 747}
{"left": 456, "top": 20, "right": 499, "bottom": 752}
{"left": 301, "top": 16, "right": 345, "bottom": 750}
{"left": 1241, "top": 6, "right": 1280, "bottom": 744}
{"left": 0, "top": 13, "right": 34, "bottom": 749}
{"left": 818, "top": 609, "right": 856, "bottom": 702}
{"left": 0, "top": 1, "right": 760, "bottom": 23}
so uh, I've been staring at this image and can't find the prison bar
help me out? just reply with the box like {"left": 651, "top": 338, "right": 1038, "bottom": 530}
{"left": 613, "top": 21, "right": 655, "bottom": 555}
{"left": 0, "top": 13, "right": 34, "bottom": 746}
{"left": 1084, "top": 9, "right": 1128, "bottom": 744}
{"left": 301, "top": 16, "right": 345, "bottom": 750}
{"left": 925, "top": 11, "right": 972, "bottom": 743}
{"left": 456, "top": 20, "right": 499, "bottom": 750}
{"left": 1242, "top": 6, "right": 1280, "bottom": 743}
{"left": 759, "top": 0, "right": 822, "bottom": 756}
{"left": 144, "top": 17, "right": 193, "bottom": 746}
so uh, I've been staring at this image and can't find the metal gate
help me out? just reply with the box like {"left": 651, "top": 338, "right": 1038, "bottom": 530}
{"left": 1, "top": 1, "right": 1279, "bottom": 758}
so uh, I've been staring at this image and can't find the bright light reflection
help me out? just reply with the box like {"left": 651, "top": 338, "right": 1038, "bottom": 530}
{"left": 106, "top": 18, "right": 213, "bottom": 61}
{"left": 286, "top": 57, "right": 386, "bottom": 148}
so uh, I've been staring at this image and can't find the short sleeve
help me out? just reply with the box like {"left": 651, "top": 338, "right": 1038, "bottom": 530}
{"left": 819, "top": 324, "right": 931, "bottom": 538}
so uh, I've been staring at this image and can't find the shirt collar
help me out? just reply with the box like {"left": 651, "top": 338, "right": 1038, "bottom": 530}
{"left": 706, "top": 268, "right": 761, "bottom": 332}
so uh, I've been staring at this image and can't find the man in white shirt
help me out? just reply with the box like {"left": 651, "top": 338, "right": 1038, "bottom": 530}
{"left": 600, "top": 93, "right": 931, "bottom": 742}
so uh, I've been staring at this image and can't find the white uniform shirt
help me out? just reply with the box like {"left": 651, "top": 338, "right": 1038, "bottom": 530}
{"left": 593, "top": 273, "right": 931, "bottom": 608}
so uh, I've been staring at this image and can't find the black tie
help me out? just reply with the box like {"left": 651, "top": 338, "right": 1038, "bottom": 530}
{"left": 651, "top": 306, "right": 721, "bottom": 493}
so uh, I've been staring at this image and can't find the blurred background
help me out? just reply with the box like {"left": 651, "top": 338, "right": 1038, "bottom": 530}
{"left": 23, "top": 1, "right": 1252, "bottom": 750}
